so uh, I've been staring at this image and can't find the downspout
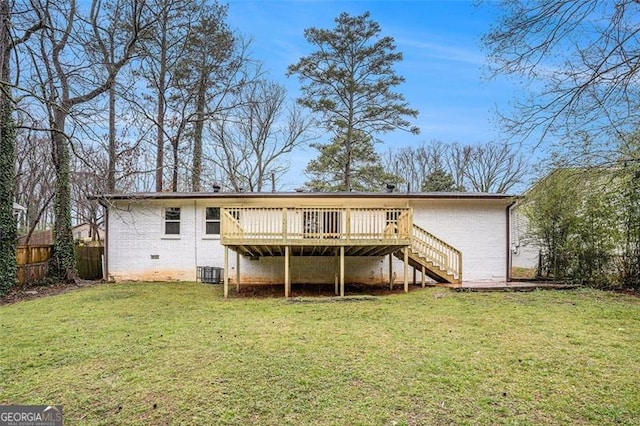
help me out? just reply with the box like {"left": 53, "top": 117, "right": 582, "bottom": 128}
{"left": 98, "top": 198, "right": 109, "bottom": 281}
{"left": 506, "top": 199, "right": 518, "bottom": 282}
{"left": 194, "top": 199, "right": 198, "bottom": 281}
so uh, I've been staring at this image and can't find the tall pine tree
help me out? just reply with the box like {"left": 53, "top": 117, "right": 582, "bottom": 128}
{"left": 288, "top": 12, "right": 418, "bottom": 192}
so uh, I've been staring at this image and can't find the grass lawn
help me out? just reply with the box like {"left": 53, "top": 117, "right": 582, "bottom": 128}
{"left": 0, "top": 283, "right": 638, "bottom": 425}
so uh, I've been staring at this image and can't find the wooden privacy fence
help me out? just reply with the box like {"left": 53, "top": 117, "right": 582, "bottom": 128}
{"left": 75, "top": 246, "right": 104, "bottom": 280}
{"left": 16, "top": 244, "right": 104, "bottom": 286}
{"left": 16, "top": 245, "right": 52, "bottom": 287}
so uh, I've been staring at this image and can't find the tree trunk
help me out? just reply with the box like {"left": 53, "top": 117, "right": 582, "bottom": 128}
{"left": 107, "top": 38, "right": 116, "bottom": 193}
{"left": 0, "top": 0, "right": 16, "bottom": 295}
{"left": 171, "top": 138, "right": 179, "bottom": 192}
{"left": 344, "top": 92, "right": 355, "bottom": 192}
{"left": 155, "top": 9, "right": 169, "bottom": 192}
{"left": 50, "top": 108, "right": 78, "bottom": 283}
{"left": 107, "top": 82, "right": 117, "bottom": 192}
{"left": 191, "top": 77, "right": 206, "bottom": 192}
{"left": 155, "top": 70, "right": 166, "bottom": 192}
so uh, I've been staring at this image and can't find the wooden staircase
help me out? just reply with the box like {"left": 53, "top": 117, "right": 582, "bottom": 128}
{"left": 394, "top": 224, "right": 462, "bottom": 287}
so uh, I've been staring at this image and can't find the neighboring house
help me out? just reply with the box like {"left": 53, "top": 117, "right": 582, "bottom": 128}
{"left": 93, "top": 191, "right": 515, "bottom": 296}
{"left": 73, "top": 223, "right": 105, "bottom": 243}
{"left": 13, "top": 202, "right": 26, "bottom": 218}
{"left": 16, "top": 223, "right": 104, "bottom": 246}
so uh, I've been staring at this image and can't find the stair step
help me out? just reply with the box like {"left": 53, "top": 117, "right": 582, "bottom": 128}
{"left": 394, "top": 227, "right": 462, "bottom": 285}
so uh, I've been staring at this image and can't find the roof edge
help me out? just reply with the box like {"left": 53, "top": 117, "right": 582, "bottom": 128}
{"left": 90, "top": 191, "right": 515, "bottom": 202}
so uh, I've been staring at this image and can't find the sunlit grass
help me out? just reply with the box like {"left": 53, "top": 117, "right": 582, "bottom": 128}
{"left": 1, "top": 283, "right": 638, "bottom": 425}
{"left": 510, "top": 267, "right": 537, "bottom": 279}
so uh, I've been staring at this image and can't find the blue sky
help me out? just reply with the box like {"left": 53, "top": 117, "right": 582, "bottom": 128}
{"left": 224, "top": 0, "right": 518, "bottom": 189}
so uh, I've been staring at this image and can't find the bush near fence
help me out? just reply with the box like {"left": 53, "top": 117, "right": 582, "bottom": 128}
{"left": 16, "top": 244, "right": 104, "bottom": 286}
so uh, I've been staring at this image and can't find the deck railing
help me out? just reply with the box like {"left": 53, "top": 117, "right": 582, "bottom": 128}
{"left": 221, "top": 207, "right": 412, "bottom": 244}
{"left": 411, "top": 224, "right": 462, "bottom": 281}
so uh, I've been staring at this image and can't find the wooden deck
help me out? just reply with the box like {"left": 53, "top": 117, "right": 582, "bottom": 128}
{"left": 221, "top": 207, "right": 412, "bottom": 257}
{"left": 219, "top": 206, "right": 462, "bottom": 297}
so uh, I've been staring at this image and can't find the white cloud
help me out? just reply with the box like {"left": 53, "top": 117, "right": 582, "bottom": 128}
{"left": 398, "top": 37, "right": 485, "bottom": 66}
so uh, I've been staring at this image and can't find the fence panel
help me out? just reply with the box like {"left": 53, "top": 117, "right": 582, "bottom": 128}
{"left": 75, "top": 246, "right": 104, "bottom": 280}
{"left": 15, "top": 244, "right": 104, "bottom": 285}
{"left": 16, "top": 245, "right": 52, "bottom": 286}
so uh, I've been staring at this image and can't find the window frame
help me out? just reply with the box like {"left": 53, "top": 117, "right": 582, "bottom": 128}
{"left": 204, "top": 207, "right": 221, "bottom": 237}
{"left": 163, "top": 207, "right": 181, "bottom": 237}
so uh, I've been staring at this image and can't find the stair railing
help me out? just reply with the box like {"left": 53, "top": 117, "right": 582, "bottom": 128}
{"left": 411, "top": 225, "right": 462, "bottom": 281}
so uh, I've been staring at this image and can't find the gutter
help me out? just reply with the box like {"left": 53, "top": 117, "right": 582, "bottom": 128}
{"left": 96, "top": 198, "right": 109, "bottom": 281}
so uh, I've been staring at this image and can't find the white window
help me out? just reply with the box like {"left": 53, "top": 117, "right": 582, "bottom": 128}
{"left": 164, "top": 207, "right": 181, "bottom": 235}
{"left": 205, "top": 207, "right": 220, "bottom": 235}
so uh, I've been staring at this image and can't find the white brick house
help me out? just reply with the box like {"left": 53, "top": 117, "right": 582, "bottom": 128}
{"left": 94, "top": 192, "right": 515, "bottom": 296}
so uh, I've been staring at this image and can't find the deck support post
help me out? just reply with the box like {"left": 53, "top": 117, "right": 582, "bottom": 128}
{"left": 413, "top": 268, "right": 417, "bottom": 286}
{"left": 284, "top": 245, "right": 290, "bottom": 298}
{"left": 236, "top": 251, "right": 241, "bottom": 292}
{"left": 334, "top": 249, "right": 339, "bottom": 295}
{"left": 421, "top": 265, "right": 426, "bottom": 288}
{"left": 403, "top": 247, "right": 409, "bottom": 293}
{"left": 223, "top": 246, "right": 229, "bottom": 298}
{"left": 388, "top": 253, "right": 393, "bottom": 290}
{"left": 340, "top": 246, "right": 345, "bottom": 297}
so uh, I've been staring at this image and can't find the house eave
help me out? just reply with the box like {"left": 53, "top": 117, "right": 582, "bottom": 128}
{"left": 90, "top": 191, "right": 516, "bottom": 203}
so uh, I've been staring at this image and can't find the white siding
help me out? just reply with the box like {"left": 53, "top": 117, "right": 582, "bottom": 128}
{"left": 410, "top": 199, "right": 509, "bottom": 282}
{"left": 108, "top": 200, "right": 209, "bottom": 281}
{"left": 107, "top": 196, "right": 510, "bottom": 283}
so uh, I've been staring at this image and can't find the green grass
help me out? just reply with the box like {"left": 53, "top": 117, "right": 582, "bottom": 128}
{"left": 510, "top": 267, "right": 537, "bottom": 279}
{"left": 1, "top": 283, "right": 639, "bottom": 425}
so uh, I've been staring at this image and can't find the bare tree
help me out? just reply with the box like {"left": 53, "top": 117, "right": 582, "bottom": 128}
{"left": 448, "top": 143, "right": 472, "bottom": 191}
{"left": 384, "top": 140, "right": 527, "bottom": 193}
{"left": 0, "top": 0, "right": 45, "bottom": 294}
{"left": 21, "top": 0, "right": 144, "bottom": 282}
{"left": 88, "top": 0, "right": 147, "bottom": 193}
{"left": 14, "top": 126, "right": 56, "bottom": 240}
{"left": 382, "top": 141, "right": 466, "bottom": 192}
{"left": 208, "top": 79, "right": 314, "bottom": 192}
{"left": 130, "top": 0, "right": 188, "bottom": 191}
{"left": 170, "top": 29, "right": 250, "bottom": 193}
{"left": 173, "top": 2, "right": 236, "bottom": 192}
{"left": 134, "top": 0, "right": 249, "bottom": 192}
{"left": 381, "top": 146, "right": 421, "bottom": 192}
{"left": 70, "top": 150, "right": 106, "bottom": 242}
{"left": 483, "top": 1, "right": 640, "bottom": 162}
{"left": 464, "top": 142, "right": 528, "bottom": 193}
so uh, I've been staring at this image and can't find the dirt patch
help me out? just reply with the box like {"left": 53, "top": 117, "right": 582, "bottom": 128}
{"left": 234, "top": 283, "right": 423, "bottom": 298}
{"left": 285, "top": 295, "right": 380, "bottom": 304}
{"left": 0, "top": 280, "right": 103, "bottom": 306}
{"left": 614, "top": 288, "right": 640, "bottom": 297}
